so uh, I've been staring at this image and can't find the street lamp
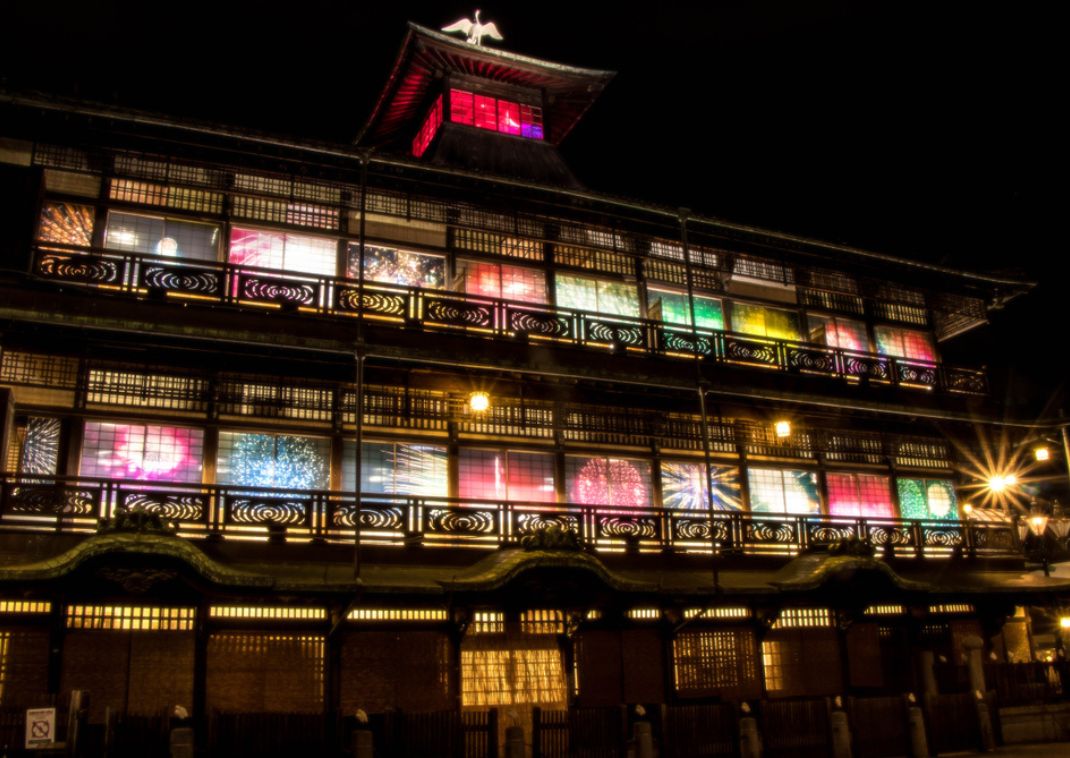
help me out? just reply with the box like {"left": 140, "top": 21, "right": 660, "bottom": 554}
{"left": 1028, "top": 498, "right": 1052, "bottom": 577}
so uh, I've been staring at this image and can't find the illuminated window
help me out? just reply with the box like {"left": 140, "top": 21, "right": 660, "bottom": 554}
{"left": 217, "top": 432, "right": 330, "bottom": 490}
{"left": 874, "top": 326, "right": 937, "bottom": 363}
{"left": 412, "top": 94, "right": 444, "bottom": 158}
{"left": 449, "top": 89, "right": 543, "bottom": 140}
{"left": 0, "top": 601, "right": 51, "bottom": 615}
{"left": 772, "top": 608, "right": 833, "bottom": 629}
{"left": 896, "top": 478, "right": 958, "bottom": 521}
{"left": 461, "top": 641, "right": 567, "bottom": 707}
{"left": 674, "top": 629, "right": 759, "bottom": 695}
{"left": 456, "top": 259, "right": 547, "bottom": 304}
{"left": 648, "top": 289, "right": 724, "bottom": 330}
{"left": 566, "top": 456, "right": 652, "bottom": 508}
{"left": 109, "top": 179, "right": 224, "bottom": 214}
{"left": 228, "top": 227, "right": 337, "bottom": 277}
{"left": 458, "top": 449, "right": 556, "bottom": 503}
{"left": 929, "top": 604, "right": 974, "bottom": 615}
{"left": 66, "top": 605, "right": 195, "bottom": 631}
{"left": 37, "top": 202, "right": 94, "bottom": 247}
{"left": 865, "top": 605, "right": 905, "bottom": 616}
{"left": 555, "top": 273, "right": 640, "bottom": 318}
{"left": 81, "top": 421, "right": 204, "bottom": 483}
{"left": 826, "top": 472, "right": 896, "bottom": 519}
{"left": 347, "top": 243, "right": 446, "bottom": 289}
{"left": 729, "top": 303, "right": 801, "bottom": 341}
{"left": 660, "top": 461, "right": 741, "bottom": 512}
{"left": 18, "top": 417, "right": 61, "bottom": 475}
{"left": 105, "top": 211, "right": 219, "bottom": 261}
{"left": 628, "top": 608, "right": 661, "bottom": 621}
{"left": 747, "top": 468, "right": 820, "bottom": 515}
{"left": 209, "top": 606, "right": 327, "bottom": 621}
{"left": 683, "top": 607, "right": 751, "bottom": 620}
{"left": 520, "top": 610, "right": 565, "bottom": 635}
{"left": 344, "top": 441, "right": 448, "bottom": 497}
{"left": 807, "top": 314, "right": 870, "bottom": 351}
{"left": 471, "top": 611, "right": 505, "bottom": 634}
{"left": 348, "top": 608, "right": 449, "bottom": 622}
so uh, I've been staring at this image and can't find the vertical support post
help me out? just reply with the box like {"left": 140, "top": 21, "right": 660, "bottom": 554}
{"left": 352, "top": 349, "right": 365, "bottom": 580}
{"left": 46, "top": 594, "right": 65, "bottom": 697}
{"left": 192, "top": 600, "right": 209, "bottom": 757}
{"left": 1061, "top": 424, "right": 1070, "bottom": 496}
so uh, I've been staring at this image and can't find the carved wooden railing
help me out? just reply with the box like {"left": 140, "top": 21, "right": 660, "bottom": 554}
{"left": 30, "top": 245, "right": 987, "bottom": 396}
{"left": 0, "top": 473, "right": 1020, "bottom": 558}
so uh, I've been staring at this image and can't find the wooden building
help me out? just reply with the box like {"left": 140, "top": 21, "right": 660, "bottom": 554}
{"left": 0, "top": 21, "right": 1062, "bottom": 757}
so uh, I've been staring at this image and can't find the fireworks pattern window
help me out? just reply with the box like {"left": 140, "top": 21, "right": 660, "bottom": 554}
{"left": 648, "top": 290, "right": 724, "bottom": 330}
{"left": 807, "top": 314, "right": 870, "bottom": 351}
{"left": 228, "top": 227, "right": 337, "bottom": 277}
{"left": 566, "top": 456, "right": 652, "bottom": 508}
{"left": 37, "top": 202, "right": 94, "bottom": 247}
{"left": 729, "top": 303, "right": 801, "bottom": 342}
{"left": 449, "top": 89, "right": 544, "bottom": 140}
{"left": 456, "top": 260, "right": 547, "bottom": 304}
{"left": 81, "top": 422, "right": 203, "bottom": 483}
{"left": 343, "top": 441, "right": 448, "bottom": 497}
{"left": 18, "top": 417, "right": 62, "bottom": 475}
{"left": 747, "top": 468, "right": 820, "bottom": 514}
{"left": 660, "top": 461, "right": 741, "bottom": 511}
{"left": 105, "top": 211, "right": 219, "bottom": 261}
{"left": 555, "top": 274, "right": 640, "bottom": 318}
{"left": 897, "top": 478, "right": 958, "bottom": 521}
{"left": 826, "top": 473, "right": 895, "bottom": 518}
{"left": 874, "top": 326, "right": 937, "bottom": 362}
{"left": 458, "top": 449, "right": 556, "bottom": 503}
{"left": 217, "top": 432, "right": 330, "bottom": 490}
{"left": 348, "top": 244, "right": 446, "bottom": 289}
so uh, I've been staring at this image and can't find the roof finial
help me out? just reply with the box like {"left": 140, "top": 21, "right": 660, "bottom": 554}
{"left": 441, "top": 9, "right": 504, "bottom": 47}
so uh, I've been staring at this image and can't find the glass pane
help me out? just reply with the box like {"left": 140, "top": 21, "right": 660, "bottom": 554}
{"left": 229, "top": 227, "right": 285, "bottom": 270}
{"left": 81, "top": 422, "right": 203, "bottom": 483}
{"left": 596, "top": 281, "right": 640, "bottom": 318}
{"left": 459, "top": 260, "right": 502, "bottom": 298}
{"left": 20, "top": 417, "right": 62, "bottom": 475}
{"left": 874, "top": 327, "right": 936, "bottom": 362}
{"left": 459, "top": 449, "right": 506, "bottom": 500}
{"left": 450, "top": 89, "right": 475, "bottom": 125}
{"left": 896, "top": 477, "right": 958, "bottom": 521}
{"left": 352, "top": 244, "right": 445, "bottom": 289}
{"left": 747, "top": 468, "right": 820, "bottom": 514}
{"left": 661, "top": 461, "right": 742, "bottom": 511}
{"left": 763, "top": 308, "right": 801, "bottom": 341}
{"left": 730, "top": 303, "right": 767, "bottom": 337}
{"left": 346, "top": 441, "right": 447, "bottom": 497}
{"left": 38, "top": 202, "right": 95, "bottom": 246}
{"left": 731, "top": 303, "right": 799, "bottom": 340}
{"left": 474, "top": 95, "right": 497, "bottom": 130}
{"left": 649, "top": 290, "right": 690, "bottom": 325}
{"left": 808, "top": 315, "right": 868, "bottom": 351}
{"left": 217, "top": 432, "right": 328, "bottom": 490}
{"left": 566, "top": 456, "right": 652, "bottom": 508}
{"left": 280, "top": 233, "right": 336, "bottom": 276}
{"left": 498, "top": 100, "right": 521, "bottom": 135}
{"left": 500, "top": 264, "right": 547, "bottom": 304}
{"left": 507, "top": 451, "right": 556, "bottom": 503}
{"left": 107, "top": 212, "right": 219, "bottom": 261}
{"left": 555, "top": 274, "right": 599, "bottom": 312}
{"left": 827, "top": 473, "right": 895, "bottom": 518}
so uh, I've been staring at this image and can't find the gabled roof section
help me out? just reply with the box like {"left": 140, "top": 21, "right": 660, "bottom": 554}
{"left": 358, "top": 22, "right": 616, "bottom": 149}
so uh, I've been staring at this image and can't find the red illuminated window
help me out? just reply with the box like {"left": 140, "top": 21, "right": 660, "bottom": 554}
{"left": 412, "top": 94, "right": 443, "bottom": 158}
{"left": 827, "top": 473, "right": 896, "bottom": 519}
{"left": 448, "top": 88, "right": 543, "bottom": 141}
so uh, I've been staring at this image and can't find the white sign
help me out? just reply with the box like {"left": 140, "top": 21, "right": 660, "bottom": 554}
{"left": 25, "top": 707, "right": 56, "bottom": 749}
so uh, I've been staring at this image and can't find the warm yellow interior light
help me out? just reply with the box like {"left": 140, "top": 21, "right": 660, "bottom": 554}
{"left": 774, "top": 420, "right": 791, "bottom": 439}
{"left": 469, "top": 391, "right": 490, "bottom": 413}
{"left": 1035, "top": 446, "right": 1051, "bottom": 462}
{"left": 987, "top": 474, "right": 1017, "bottom": 493}
{"left": 1060, "top": 616, "right": 1070, "bottom": 630}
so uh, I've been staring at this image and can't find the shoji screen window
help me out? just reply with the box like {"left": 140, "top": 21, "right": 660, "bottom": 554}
{"left": 565, "top": 456, "right": 652, "bottom": 508}
{"left": 106, "top": 212, "right": 219, "bottom": 261}
{"left": 228, "top": 227, "right": 337, "bottom": 277}
{"left": 347, "top": 244, "right": 446, "bottom": 289}
{"left": 458, "top": 449, "right": 556, "bottom": 503}
{"left": 747, "top": 468, "right": 820, "bottom": 515}
{"left": 81, "top": 422, "right": 204, "bottom": 483}
{"left": 896, "top": 478, "right": 958, "bottom": 521}
{"left": 555, "top": 274, "right": 640, "bottom": 318}
{"left": 729, "top": 303, "right": 802, "bottom": 342}
{"left": 874, "top": 326, "right": 937, "bottom": 363}
{"left": 660, "top": 461, "right": 742, "bottom": 511}
{"left": 216, "top": 432, "right": 330, "bottom": 490}
{"left": 647, "top": 289, "right": 724, "bottom": 330}
{"left": 456, "top": 260, "right": 547, "bottom": 304}
{"left": 826, "top": 473, "right": 896, "bottom": 519}
{"left": 807, "top": 315, "right": 870, "bottom": 352}
{"left": 343, "top": 441, "right": 448, "bottom": 497}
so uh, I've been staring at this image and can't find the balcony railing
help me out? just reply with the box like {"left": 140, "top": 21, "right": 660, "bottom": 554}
{"left": 0, "top": 473, "right": 1020, "bottom": 559}
{"left": 29, "top": 245, "right": 988, "bottom": 396}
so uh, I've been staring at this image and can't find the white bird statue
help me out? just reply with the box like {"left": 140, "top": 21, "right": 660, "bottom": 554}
{"left": 441, "top": 10, "right": 504, "bottom": 47}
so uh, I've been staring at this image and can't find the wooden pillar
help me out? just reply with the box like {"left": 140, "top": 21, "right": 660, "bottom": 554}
{"left": 192, "top": 601, "right": 210, "bottom": 755}
{"left": 46, "top": 593, "right": 65, "bottom": 696}
{"left": 0, "top": 387, "right": 15, "bottom": 471}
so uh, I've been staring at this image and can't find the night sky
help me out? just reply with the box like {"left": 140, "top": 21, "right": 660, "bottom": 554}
{"left": 2, "top": 2, "right": 1061, "bottom": 416}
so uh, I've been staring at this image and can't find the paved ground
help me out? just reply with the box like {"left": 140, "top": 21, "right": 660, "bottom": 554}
{"left": 952, "top": 743, "right": 1070, "bottom": 756}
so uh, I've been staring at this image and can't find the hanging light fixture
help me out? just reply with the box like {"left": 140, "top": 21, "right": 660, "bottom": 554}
{"left": 774, "top": 420, "right": 791, "bottom": 439}
{"left": 468, "top": 391, "right": 491, "bottom": 413}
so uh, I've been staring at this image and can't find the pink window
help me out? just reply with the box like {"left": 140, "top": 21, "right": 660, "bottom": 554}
{"left": 412, "top": 95, "right": 443, "bottom": 158}
{"left": 80, "top": 421, "right": 204, "bottom": 483}
{"left": 458, "top": 260, "right": 547, "bottom": 304}
{"left": 520, "top": 105, "right": 544, "bottom": 140}
{"left": 458, "top": 449, "right": 556, "bottom": 503}
{"left": 474, "top": 95, "right": 497, "bottom": 131}
{"left": 874, "top": 326, "right": 937, "bottom": 362}
{"left": 826, "top": 473, "right": 896, "bottom": 519}
{"left": 497, "top": 100, "right": 521, "bottom": 135}
{"left": 450, "top": 89, "right": 475, "bottom": 125}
